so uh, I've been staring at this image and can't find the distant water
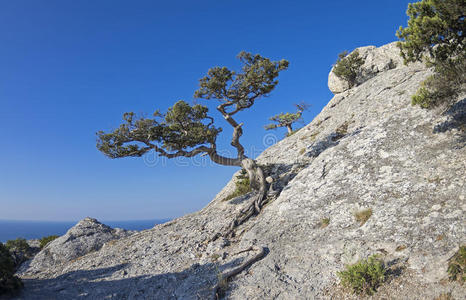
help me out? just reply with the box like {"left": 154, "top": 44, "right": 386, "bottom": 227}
{"left": 0, "top": 219, "right": 170, "bottom": 243}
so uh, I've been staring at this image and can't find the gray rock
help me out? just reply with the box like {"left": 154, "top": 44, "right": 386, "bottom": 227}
{"left": 18, "top": 217, "right": 135, "bottom": 275}
{"left": 17, "top": 43, "right": 465, "bottom": 300}
{"left": 328, "top": 42, "right": 404, "bottom": 94}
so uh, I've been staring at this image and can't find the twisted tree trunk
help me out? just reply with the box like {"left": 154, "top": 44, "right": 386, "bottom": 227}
{"left": 210, "top": 103, "right": 269, "bottom": 238}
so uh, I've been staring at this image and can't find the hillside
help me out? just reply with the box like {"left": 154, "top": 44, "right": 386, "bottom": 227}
{"left": 15, "top": 42, "right": 465, "bottom": 299}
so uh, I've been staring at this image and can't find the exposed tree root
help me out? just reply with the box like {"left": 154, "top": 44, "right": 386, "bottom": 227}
{"left": 220, "top": 158, "right": 268, "bottom": 239}
{"left": 213, "top": 245, "right": 266, "bottom": 299}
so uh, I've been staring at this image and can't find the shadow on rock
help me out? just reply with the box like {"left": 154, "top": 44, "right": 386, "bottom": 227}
{"left": 434, "top": 97, "right": 466, "bottom": 146}
{"left": 13, "top": 257, "right": 248, "bottom": 300}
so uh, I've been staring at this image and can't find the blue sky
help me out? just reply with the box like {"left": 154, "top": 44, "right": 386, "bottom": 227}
{"left": 0, "top": 0, "right": 412, "bottom": 221}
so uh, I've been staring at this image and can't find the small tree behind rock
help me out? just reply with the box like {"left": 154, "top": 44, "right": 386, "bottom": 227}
{"left": 333, "top": 50, "right": 365, "bottom": 88}
{"left": 265, "top": 102, "right": 308, "bottom": 136}
{"left": 5, "top": 238, "right": 33, "bottom": 267}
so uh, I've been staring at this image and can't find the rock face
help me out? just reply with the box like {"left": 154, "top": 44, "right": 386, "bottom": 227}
{"left": 16, "top": 43, "right": 465, "bottom": 299}
{"left": 17, "top": 217, "right": 134, "bottom": 276}
{"left": 328, "top": 42, "right": 404, "bottom": 94}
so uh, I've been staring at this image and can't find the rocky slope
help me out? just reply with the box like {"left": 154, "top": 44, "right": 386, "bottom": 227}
{"left": 15, "top": 42, "right": 465, "bottom": 300}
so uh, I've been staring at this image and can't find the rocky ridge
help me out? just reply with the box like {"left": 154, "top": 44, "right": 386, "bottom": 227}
{"left": 17, "top": 217, "right": 135, "bottom": 277}
{"left": 15, "top": 42, "right": 466, "bottom": 299}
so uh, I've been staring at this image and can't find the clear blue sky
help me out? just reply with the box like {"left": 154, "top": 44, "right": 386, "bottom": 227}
{"left": 0, "top": 0, "right": 412, "bottom": 221}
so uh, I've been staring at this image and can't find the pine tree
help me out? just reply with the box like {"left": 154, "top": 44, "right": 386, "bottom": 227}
{"left": 97, "top": 51, "right": 288, "bottom": 235}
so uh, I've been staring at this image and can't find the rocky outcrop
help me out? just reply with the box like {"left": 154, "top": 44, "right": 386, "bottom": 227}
{"left": 16, "top": 43, "right": 465, "bottom": 299}
{"left": 17, "top": 218, "right": 134, "bottom": 276}
{"left": 328, "top": 42, "right": 404, "bottom": 94}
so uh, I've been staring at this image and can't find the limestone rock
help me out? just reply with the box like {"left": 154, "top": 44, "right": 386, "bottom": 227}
{"left": 16, "top": 43, "right": 466, "bottom": 300}
{"left": 18, "top": 217, "right": 134, "bottom": 275}
{"left": 328, "top": 42, "right": 404, "bottom": 94}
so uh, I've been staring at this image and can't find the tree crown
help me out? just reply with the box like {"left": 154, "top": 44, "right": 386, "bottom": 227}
{"left": 396, "top": 0, "right": 465, "bottom": 65}
{"left": 97, "top": 51, "right": 288, "bottom": 165}
{"left": 194, "top": 51, "right": 289, "bottom": 115}
{"left": 265, "top": 103, "right": 308, "bottom": 131}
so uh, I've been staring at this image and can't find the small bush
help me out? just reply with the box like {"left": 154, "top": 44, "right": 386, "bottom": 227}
{"left": 333, "top": 50, "right": 365, "bottom": 88}
{"left": 0, "top": 243, "right": 23, "bottom": 295}
{"left": 354, "top": 208, "right": 373, "bottom": 226}
{"left": 39, "top": 235, "right": 59, "bottom": 249}
{"left": 5, "top": 238, "right": 33, "bottom": 267}
{"left": 222, "top": 169, "right": 252, "bottom": 201}
{"left": 434, "top": 292, "right": 453, "bottom": 300}
{"left": 319, "top": 218, "right": 330, "bottom": 228}
{"left": 447, "top": 245, "right": 465, "bottom": 283}
{"left": 337, "top": 255, "right": 386, "bottom": 295}
{"left": 335, "top": 121, "right": 350, "bottom": 137}
{"left": 395, "top": 245, "right": 407, "bottom": 252}
{"left": 411, "top": 66, "right": 463, "bottom": 109}
{"left": 5, "top": 238, "right": 30, "bottom": 253}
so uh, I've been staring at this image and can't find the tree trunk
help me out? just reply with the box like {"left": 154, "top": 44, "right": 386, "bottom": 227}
{"left": 286, "top": 124, "right": 293, "bottom": 135}
{"left": 220, "top": 158, "right": 267, "bottom": 238}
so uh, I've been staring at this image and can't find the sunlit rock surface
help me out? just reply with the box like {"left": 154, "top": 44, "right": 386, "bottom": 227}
{"left": 16, "top": 43, "right": 465, "bottom": 300}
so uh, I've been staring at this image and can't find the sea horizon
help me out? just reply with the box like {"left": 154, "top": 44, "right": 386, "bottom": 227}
{"left": 0, "top": 218, "right": 171, "bottom": 243}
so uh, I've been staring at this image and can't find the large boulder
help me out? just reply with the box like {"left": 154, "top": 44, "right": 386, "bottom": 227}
{"left": 328, "top": 42, "right": 404, "bottom": 94}
{"left": 19, "top": 217, "right": 134, "bottom": 275}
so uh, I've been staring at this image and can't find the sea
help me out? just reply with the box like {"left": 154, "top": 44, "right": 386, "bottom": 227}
{"left": 0, "top": 219, "right": 170, "bottom": 243}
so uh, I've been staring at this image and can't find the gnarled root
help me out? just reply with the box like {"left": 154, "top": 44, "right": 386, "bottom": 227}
{"left": 222, "top": 158, "right": 267, "bottom": 238}
{"left": 213, "top": 245, "right": 266, "bottom": 299}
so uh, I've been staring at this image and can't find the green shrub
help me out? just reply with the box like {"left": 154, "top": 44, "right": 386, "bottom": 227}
{"left": 333, "top": 50, "right": 365, "bottom": 88}
{"left": 337, "top": 255, "right": 386, "bottom": 295}
{"left": 5, "top": 238, "right": 34, "bottom": 268}
{"left": 5, "top": 238, "right": 30, "bottom": 253}
{"left": 319, "top": 217, "right": 330, "bottom": 228}
{"left": 39, "top": 235, "right": 59, "bottom": 249}
{"left": 222, "top": 169, "right": 252, "bottom": 201}
{"left": 0, "top": 243, "right": 23, "bottom": 295}
{"left": 354, "top": 208, "right": 373, "bottom": 226}
{"left": 397, "top": 0, "right": 465, "bottom": 109}
{"left": 447, "top": 245, "right": 465, "bottom": 283}
{"left": 411, "top": 56, "right": 465, "bottom": 109}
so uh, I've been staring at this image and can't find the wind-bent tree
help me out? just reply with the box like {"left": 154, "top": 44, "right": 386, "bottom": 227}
{"left": 97, "top": 51, "right": 288, "bottom": 235}
{"left": 265, "top": 102, "right": 308, "bottom": 135}
{"left": 396, "top": 0, "right": 465, "bottom": 108}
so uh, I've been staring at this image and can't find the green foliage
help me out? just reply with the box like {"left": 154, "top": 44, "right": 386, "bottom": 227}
{"left": 194, "top": 51, "right": 289, "bottom": 108}
{"left": 5, "top": 238, "right": 30, "bottom": 253}
{"left": 396, "top": 0, "right": 464, "bottom": 65}
{"left": 98, "top": 51, "right": 288, "bottom": 166}
{"left": 447, "top": 245, "right": 466, "bottom": 282}
{"left": 265, "top": 112, "right": 302, "bottom": 130}
{"left": 354, "top": 208, "right": 373, "bottom": 225}
{"left": 333, "top": 50, "right": 365, "bottom": 87}
{"left": 265, "top": 103, "right": 308, "bottom": 136}
{"left": 222, "top": 169, "right": 252, "bottom": 201}
{"left": 397, "top": 0, "right": 465, "bottom": 108}
{"left": 97, "top": 100, "right": 221, "bottom": 159}
{"left": 337, "top": 255, "right": 386, "bottom": 295}
{"left": 319, "top": 217, "right": 330, "bottom": 228}
{"left": 39, "top": 235, "right": 59, "bottom": 249}
{"left": 411, "top": 56, "right": 466, "bottom": 108}
{"left": 0, "top": 243, "right": 23, "bottom": 295}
